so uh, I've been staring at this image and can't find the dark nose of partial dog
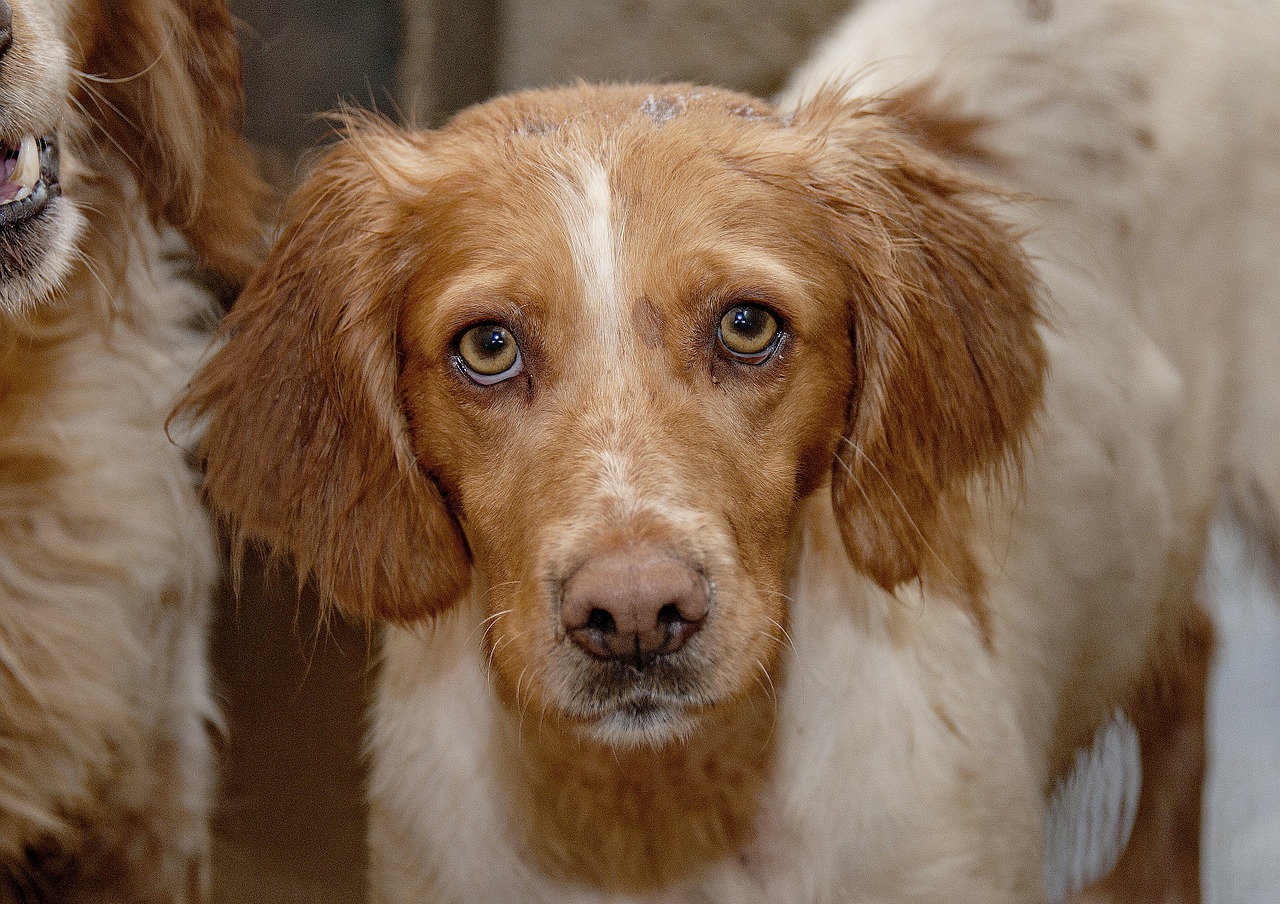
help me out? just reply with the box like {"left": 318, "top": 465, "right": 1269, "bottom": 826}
{"left": 562, "top": 548, "right": 707, "bottom": 666}
{"left": 0, "top": 2, "right": 13, "bottom": 61}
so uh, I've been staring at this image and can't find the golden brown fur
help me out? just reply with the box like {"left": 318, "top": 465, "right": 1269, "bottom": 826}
{"left": 188, "top": 83, "right": 1042, "bottom": 611}
{"left": 0, "top": 0, "right": 265, "bottom": 899}
{"left": 185, "top": 84, "right": 1055, "bottom": 899}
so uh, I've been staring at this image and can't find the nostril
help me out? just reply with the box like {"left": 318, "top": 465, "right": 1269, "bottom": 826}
{"left": 586, "top": 608, "right": 616, "bottom": 635}
{"left": 656, "top": 603, "right": 682, "bottom": 625}
{"left": 653, "top": 601, "right": 704, "bottom": 655}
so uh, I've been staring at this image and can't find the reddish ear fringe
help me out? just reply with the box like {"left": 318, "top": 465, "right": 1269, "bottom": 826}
{"left": 798, "top": 88, "right": 1046, "bottom": 595}
{"left": 176, "top": 130, "right": 471, "bottom": 623}
{"left": 75, "top": 0, "right": 269, "bottom": 285}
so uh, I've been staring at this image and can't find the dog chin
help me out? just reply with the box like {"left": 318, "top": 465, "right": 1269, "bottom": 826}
{"left": 574, "top": 696, "right": 702, "bottom": 750}
{"left": 0, "top": 217, "right": 81, "bottom": 315}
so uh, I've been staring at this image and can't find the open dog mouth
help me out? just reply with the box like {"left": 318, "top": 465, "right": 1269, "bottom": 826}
{"left": 0, "top": 135, "right": 59, "bottom": 229}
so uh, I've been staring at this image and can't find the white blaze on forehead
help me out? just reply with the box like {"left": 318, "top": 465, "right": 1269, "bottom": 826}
{"left": 560, "top": 156, "right": 653, "bottom": 505}
{"left": 560, "top": 156, "right": 624, "bottom": 352}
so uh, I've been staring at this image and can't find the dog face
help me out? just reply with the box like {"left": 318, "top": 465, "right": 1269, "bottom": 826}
{"left": 0, "top": 0, "right": 264, "bottom": 315}
{"left": 185, "top": 85, "right": 1044, "bottom": 747}
{"left": 395, "top": 95, "right": 858, "bottom": 743}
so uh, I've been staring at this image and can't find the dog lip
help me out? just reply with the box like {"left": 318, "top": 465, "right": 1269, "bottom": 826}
{"left": 0, "top": 135, "right": 61, "bottom": 231}
{"left": 38, "top": 134, "right": 60, "bottom": 186}
{"left": 573, "top": 689, "right": 704, "bottom": 747}
{"left": 570, "top": 668, "right": 709, "bottom": 722}
{"left": 0, "top": 176, "right": 58, "bottom": 230}
{"left": 0, "top": 177, "right": 57, "bottom": 230}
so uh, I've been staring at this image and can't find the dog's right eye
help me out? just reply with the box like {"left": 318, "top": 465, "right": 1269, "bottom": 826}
{"left": 717, "top": 303, "right": 782, "bottom": 363}
{"left": 456, "top": 323, "right": 524, "bottom": 385}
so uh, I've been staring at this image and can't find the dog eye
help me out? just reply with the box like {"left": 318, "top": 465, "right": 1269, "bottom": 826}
{"left": 717, "top": 304, "right": 781, "bottom": 363}
{"left": 457, "top": 323, "right": 523, "bottom": 385}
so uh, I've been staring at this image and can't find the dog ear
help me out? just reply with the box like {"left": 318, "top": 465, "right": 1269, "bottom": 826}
{"left": 177, "top": 120, "right": 471, "bottom": 623}
{"left": 74, "top": 0, "right": 268, "bottom": 285}
{"left": 795, "top": 90, "right": 1046, "bottom": 592}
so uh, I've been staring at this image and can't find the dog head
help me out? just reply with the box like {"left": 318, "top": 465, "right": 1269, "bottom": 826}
{"left": 0, "top": 0, "right": 264, "bottom": 315}
{"left": 183, "top": 84, "right": 1043, "bottom": 747}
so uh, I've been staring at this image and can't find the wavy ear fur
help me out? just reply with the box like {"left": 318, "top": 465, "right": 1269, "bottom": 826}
{"left": 178, "top": 118, "right": 470, "bottom": 623}
{"left": 796, "top": 89, "right": 1046, "bottom": 593}
{"left": 73, "top": 0, "right": 268, "bottom": 284}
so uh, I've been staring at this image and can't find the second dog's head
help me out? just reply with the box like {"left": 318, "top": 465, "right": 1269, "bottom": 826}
{"left": 0, "top": 0, "right": 264, "bottom": 315}
{"left": 183, "top": 84, "right": 1043, "bottom": 747}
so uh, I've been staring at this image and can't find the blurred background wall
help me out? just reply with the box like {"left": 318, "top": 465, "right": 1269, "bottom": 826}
{"left": 217, "top": 1, "right": 852, "bottom": 901}
{"left": 234, "top": 0, "right": 852, "bottom": 179}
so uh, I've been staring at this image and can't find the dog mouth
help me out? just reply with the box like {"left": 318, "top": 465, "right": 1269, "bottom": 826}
{"left": 564, "top": 665, "right": 717, "bottom": 747}
{"left": 0, "top": 134, "right": 59, "bottom": 229}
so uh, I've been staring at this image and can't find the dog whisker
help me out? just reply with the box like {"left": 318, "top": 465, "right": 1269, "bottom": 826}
{"left": 470, "top": 606, "right": 514, "bottom": 649}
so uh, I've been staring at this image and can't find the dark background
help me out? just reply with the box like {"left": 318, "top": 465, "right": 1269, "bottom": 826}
{"left": 234, "top": 0, "right": 500, "bottom": 173}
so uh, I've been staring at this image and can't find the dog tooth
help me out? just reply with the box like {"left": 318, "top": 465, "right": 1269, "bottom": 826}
{"left": 13, "top": 136, "right": 40, "bottom": 191}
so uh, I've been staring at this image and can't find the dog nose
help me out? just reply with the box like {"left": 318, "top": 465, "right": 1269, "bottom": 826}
{"left": 562, "top": 548, "right": 708, "bottom": 665}
{"left": 0, "top": 2, "right": 12, "bottom": 60}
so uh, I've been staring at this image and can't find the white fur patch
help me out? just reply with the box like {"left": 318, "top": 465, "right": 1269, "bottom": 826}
{"left": 1202, "top": 507, "right": 1280, "bottom": 904}
{"left": 1044, "top": 712, "right": 1142, "bottom": 902}
{"left": 561, "top": 157, "right": 623, "bottom": 347}
{"left": 559, "top": 156, "right": 649, "bottom": 495}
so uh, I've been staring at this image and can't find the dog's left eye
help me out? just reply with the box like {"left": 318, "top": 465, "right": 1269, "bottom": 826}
{"left": 717, "top": 304, "right": 781, "bottom": 363}
{"left": 456, "top": 323, "right": 524, "bottom": 385}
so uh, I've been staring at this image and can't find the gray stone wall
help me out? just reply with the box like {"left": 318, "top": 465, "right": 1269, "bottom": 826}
{"left": 498, "top": 0, "right": 852, "bottom": 96}
{"left": 398, "top": 0, "right": 853, "bottom": 124}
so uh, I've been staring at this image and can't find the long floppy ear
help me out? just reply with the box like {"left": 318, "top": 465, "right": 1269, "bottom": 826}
{"left": 73, "top": 0, "right": 268, "bottom": 284}
{"left": 177, "top": 119, "right": 470, "bottom": 623}
{"left": 796, "top": 90, "right": 1046, "bottom": 592}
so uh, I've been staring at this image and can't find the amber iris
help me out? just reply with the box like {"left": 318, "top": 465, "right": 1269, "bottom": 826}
{"left": 458, "top": 323, "right": 522, "bottom": 383}
{"left": 718, "top": 304, "right": 780, "bottom": 362}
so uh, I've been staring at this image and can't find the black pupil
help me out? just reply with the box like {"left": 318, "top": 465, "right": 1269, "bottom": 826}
{"left": 731, "top": 306, "right": 768, "bottom": 339}
{"left": 478, "top": 328, "right": 508, "bottom": 357}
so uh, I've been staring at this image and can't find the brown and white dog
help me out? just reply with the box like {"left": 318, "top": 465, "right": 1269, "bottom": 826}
{"left": 0, "top": 0, "right": 264, "bottom": 899}
{"left": 182, "top": 0, "right": 1279, "bottom": 900}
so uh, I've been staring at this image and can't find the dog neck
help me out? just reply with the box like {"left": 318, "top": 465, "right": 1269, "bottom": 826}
{"left": 492, "top": 664, "right": 778, "bottom": 892}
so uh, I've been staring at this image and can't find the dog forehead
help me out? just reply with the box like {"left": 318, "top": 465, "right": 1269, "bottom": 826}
{"left": 396, "top": 85, "right": 843, "bottom": 362}
{"left": 416, "top": 84, "right": 819, "bottom": 254}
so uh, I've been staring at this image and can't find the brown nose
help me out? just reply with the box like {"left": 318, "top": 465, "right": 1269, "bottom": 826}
{"left": 561, "top": 547, "right": 708, "bottom": 666}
